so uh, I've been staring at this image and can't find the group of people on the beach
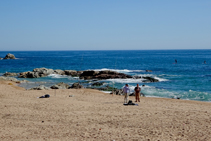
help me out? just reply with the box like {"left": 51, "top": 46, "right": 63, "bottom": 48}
{"left": 123, "top": 83, "right": 141, "bottom": 104}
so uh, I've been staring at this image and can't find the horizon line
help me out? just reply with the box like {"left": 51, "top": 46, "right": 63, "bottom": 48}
{"left": 1, "top": 49, "right": 211, "bottom": 52}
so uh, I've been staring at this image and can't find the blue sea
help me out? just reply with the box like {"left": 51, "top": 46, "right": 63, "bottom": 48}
{"left": 0, "top": 50, "right": 211, "bottom": 102}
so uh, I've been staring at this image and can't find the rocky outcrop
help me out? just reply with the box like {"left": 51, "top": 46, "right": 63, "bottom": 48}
{"left": 64, "top": 70, "right": 82, "bottom": 76}
{"left": 133, "top": 76, "right": 159, "bottom": 82}
{"left": 3, "top": 53, "right": 16, "bottom": 59}
{"left": 50, "top": 82, "right": 70, "bottom": 89}
{"left": 91, "top": 82, "right": 105, "bottom": 86}
{"left": 18, "top": 68, "right": 82, "bottom": 78}
{"left": 142, "top": 77, "right": 159, "bottom": 82}
{"left": 54, "top": 69, "right": 65, "bottom": 75}
{"left": 19, "top": 68, "right": 54, "bottom": 78}
{"left": 29, "top": 85, "right": 50, "bottom": 90}
{"left": 3, "top": 72, "right": 18, "bottom": 77}
{"left": 7, "top": 68, "right": 159, "bottom": 83}
{"left": 80, "top": 70, "right": 133, "bottom": 80}
{"left": 69, "top": 83, "right": 83, "bottom": 89}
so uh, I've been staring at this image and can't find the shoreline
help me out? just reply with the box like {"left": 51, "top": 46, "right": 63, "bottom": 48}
{"left": 1, "top": 80, "right": 211, "bottom": 140}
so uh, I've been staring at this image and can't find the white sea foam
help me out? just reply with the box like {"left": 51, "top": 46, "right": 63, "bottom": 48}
{"left": 154, "top": 76, "right": 168, "bottom": 82}
{"left": 137, "top": 74, "right": 169, "bottom": 82}
{"left": 48, "top": 74, "right": 71, "bottom": 79}
{"left": 93, "top": 68, "right": 145, "bottom": 73}
{"left": 107, "top": 78, "right": 146, "bottom": 83}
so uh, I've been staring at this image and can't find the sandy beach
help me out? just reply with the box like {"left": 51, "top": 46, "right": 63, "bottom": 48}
{"left": 1, "top": 80, "right": 211, "bottom": 141}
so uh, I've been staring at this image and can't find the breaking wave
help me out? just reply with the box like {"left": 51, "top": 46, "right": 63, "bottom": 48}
{"left": 93, "top": 68, "right": 145, "bottom": 73}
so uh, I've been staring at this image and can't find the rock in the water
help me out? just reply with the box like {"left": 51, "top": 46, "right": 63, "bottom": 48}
{"left": 3, "top": 72, "right": 18, "bottom": 77}
{"left": 142, "top": 76, "right": 159, "bottom": 82}
{"left": 69, "top": 83, "right": 84, "bottom": 89}
{"left": 33, "top": 68, "right": 54, "bottom": 76}
{"left": 50, "top": 82, "right": 70, "bottom": 89}
{"left": 54, "top": 69, "right": 65, "bottom": 75}
{"left": 64, "top": 70, "right": 79, "bottom": 76}
{"left": 29, "top": 85, "right": 50, "bottom": 90}
{"left": 146, "top": 70, "right": 152, "bottom": 72}
{"left": 19, "top": 68, "right": 54, "bottom": 78}
{"left": 79, "top": 70, "right": 132, "bottom": 80}
{"left": 3, "top": 53, "right": 16, "bottom": 59}
{"left": 91, "top": 82, "right": 105, "bottom": 86}
{"left": 19, "top": 71, "right": 39, "bottom": 78}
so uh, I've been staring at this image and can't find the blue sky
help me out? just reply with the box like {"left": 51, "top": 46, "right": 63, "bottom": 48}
{"left": 0, "top": 0, "right": 210, "bottom": 51}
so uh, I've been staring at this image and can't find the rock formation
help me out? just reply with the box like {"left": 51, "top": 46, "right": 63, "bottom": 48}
{"left": 3, "top": 53, "right": 16, "bottom": 59}
{"left": 3, "top": 72, "right": 18, "bottom": 77}
{"left": 79, "top": 70, "right": 133, "bottom": 80}
{"left": 69, "top": 83, "right": 84, "bottom": 89}
{"left": 29, "top": 85, "right": 50, "bottom": 90}
{"left": 50, "top": 82, "right": 70, "bottom": 89}
{"left": 19, "top": 68, "right": 54, "bottom": 78}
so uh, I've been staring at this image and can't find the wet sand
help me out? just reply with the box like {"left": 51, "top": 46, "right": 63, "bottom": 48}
{"left": 1, "top": 81, "right": 211, "bottom": 140}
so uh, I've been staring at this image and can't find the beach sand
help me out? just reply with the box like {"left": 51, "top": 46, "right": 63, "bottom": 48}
{"left": 1, "top": 81, "right": 211, "bottom": 141}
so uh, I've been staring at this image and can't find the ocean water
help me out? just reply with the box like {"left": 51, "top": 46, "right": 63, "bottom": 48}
{"left": 0, "top": 50, "right": 211, "bottom": 102}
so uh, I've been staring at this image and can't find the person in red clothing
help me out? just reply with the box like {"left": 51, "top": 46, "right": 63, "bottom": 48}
{"left": 134, "top": 84, "right": 141, "bottom": 102}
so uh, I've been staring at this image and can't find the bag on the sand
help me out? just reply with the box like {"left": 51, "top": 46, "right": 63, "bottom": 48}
{"left": 39, "top": 94, "right": 50, "bottom": 98}
{"left": 128, "top": 100, "right": 135, "bottom": 105}
{"left": 123, "top": 100, "right": 136, "bottom": 106}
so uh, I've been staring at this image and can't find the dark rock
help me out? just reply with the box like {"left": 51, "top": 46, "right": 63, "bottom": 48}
{"left": 29, "top": 85, "right": 50, "bottom": 90}
{"left": 50, "top": 82, "right": 70, "bottom": 89}
{"left": 3, "top": 72, "right": 18, "bottom": 77}
{"left": 79, "top": 70, "right": 132, "bottom": 80}
{"left": 69, "top": 83, "right": 84, "bottom": 89}
{"left": 64, "top": 70, "right": 80, "bottom": 76}
{"left": 80, "top": 70, "right": 99, "bottom": 77}
{"left": 91, "top": 82, "right": 105, "bottom": 86}
{"left": 142, "top": 77, "right": 159, "bottom": 82}
{"left": 146, "top": 70, "right": 152, "bottom": 72}
{"left": 133, "top": 76, "right": 142, "bottom": 79}
{"left": 50, "top": 85, "right": 62, "bottom": 89}
{"left": 3, "top": 53, "right": 16, "bottom": 59}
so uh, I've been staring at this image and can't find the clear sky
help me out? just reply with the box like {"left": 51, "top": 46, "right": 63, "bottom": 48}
{"left": 0, "top": 0, "right": 210, "bottom": 51}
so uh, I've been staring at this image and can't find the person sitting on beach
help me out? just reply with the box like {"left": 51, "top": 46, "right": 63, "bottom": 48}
{"left": 123, "top": 84, "right": 130, "bottom": 104}
{"left": 134, "top": 84, "right": 141, "bottom": 102}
